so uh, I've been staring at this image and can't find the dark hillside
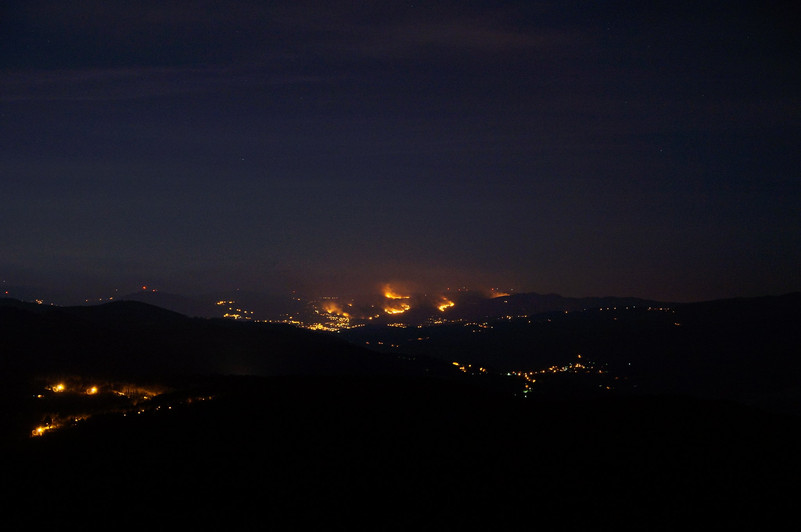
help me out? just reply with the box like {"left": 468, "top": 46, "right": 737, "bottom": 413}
{"left": 3, "top": 375, "right": 799, "bottom": 529}
{"left": 343, "top": 293, "right": 801, "bottom": 413}
{"left": 1, "top": 297, "right": 800, "bottom": 528}
{"left": 0, "top": 298, "right": 451, "bottom": 380}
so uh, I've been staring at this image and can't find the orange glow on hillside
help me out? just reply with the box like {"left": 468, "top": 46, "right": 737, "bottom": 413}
{"left": 384, "top": 301, "right": 411, "bottom": 315}
{"left": 382, "top": 284, "right": 412, "bottom": 314}
{"left": 32, "top": 425, "right": 56, "bottom": 437}
{"left": 437, "top": 298, "right": 455, "bottom": 312}
{"left": 383, "top": 284, "right": 410, "bottom": 300}
{"left": 322, "top": 301, "right": 350, "bottom": 317}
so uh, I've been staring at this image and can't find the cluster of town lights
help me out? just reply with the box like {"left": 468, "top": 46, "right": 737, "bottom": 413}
{"left": 451, "top": 354, "right": 613, "bottom": 394}
{"left": 30, "top": 381, "right": 171, "bottom": 437}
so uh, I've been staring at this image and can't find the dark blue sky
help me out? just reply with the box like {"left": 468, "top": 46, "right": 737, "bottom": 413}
{"left": 2, "top": 1, "right": 799, "bottom": 302}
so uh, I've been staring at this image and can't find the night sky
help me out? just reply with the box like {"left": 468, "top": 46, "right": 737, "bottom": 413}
{"left": 2, "top": 1, "right": 799, "bottom": 303}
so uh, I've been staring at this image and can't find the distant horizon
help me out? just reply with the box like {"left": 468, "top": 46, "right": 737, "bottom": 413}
{"left": 3, "top": 275, "right": 798, "bottom": 308}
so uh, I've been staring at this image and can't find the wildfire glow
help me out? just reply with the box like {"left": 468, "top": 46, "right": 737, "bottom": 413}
{"left": 32, "top": 425, "right": 56, "bottom": 437}
{"left": 322, "top": 301, "right": 350, "bottom": 317}
{"left": 383, "top": 284, "right": 411, "bottom": 300}
{"left": 437, "top": 298, "right": 455, "bottom": 312}
{"left": 490, "top": 290, "right": 510, "bottom": 298}
{"left": 382, "top": 284, "right": 412, "bottom": 315}
{"left": 384, "top": 302, "right": 411, "bottom": 315}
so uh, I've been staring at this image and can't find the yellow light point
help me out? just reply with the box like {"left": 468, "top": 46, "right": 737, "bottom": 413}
{"left": 53, "top": 383, "right": 65, "bottom": 393}
{"left": 86, "top": 386, "right": 98, "bottom": 395}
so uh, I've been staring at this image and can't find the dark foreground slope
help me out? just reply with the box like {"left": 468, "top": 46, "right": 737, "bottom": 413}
{"left": 0, "top": 297, "right": 455, "bottom": 444}
{"left": 2, "top": 297, "right": 800, "bottom": 529}
{"left": 3, "top": 375, "right": 800, "bottom": 530}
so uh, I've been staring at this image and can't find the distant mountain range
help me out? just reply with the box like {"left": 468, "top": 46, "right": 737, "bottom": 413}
{"left": 428, "top": 290, "right": 667, "bottom": 320}
{"left": 1, "top": 283, "right": 670, "bottom": 323}
{"left": 3, "top": 292, "right": 800, "bottom": 413}
{"left": 0, "top": 298, "right": 453, "bottom": 381}
{"left": 341, "top": 292, "right": 801, "bottom": 412}
{"left": 104, "top": 288, "right": 671, "bottom": 324}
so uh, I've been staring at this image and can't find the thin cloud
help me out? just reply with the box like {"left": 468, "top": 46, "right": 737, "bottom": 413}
{"left": 0, "top": 65, "right": 328, "bottom": 102}
{"left": 380, "top": 19, "right": 581, "bottom": 54}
